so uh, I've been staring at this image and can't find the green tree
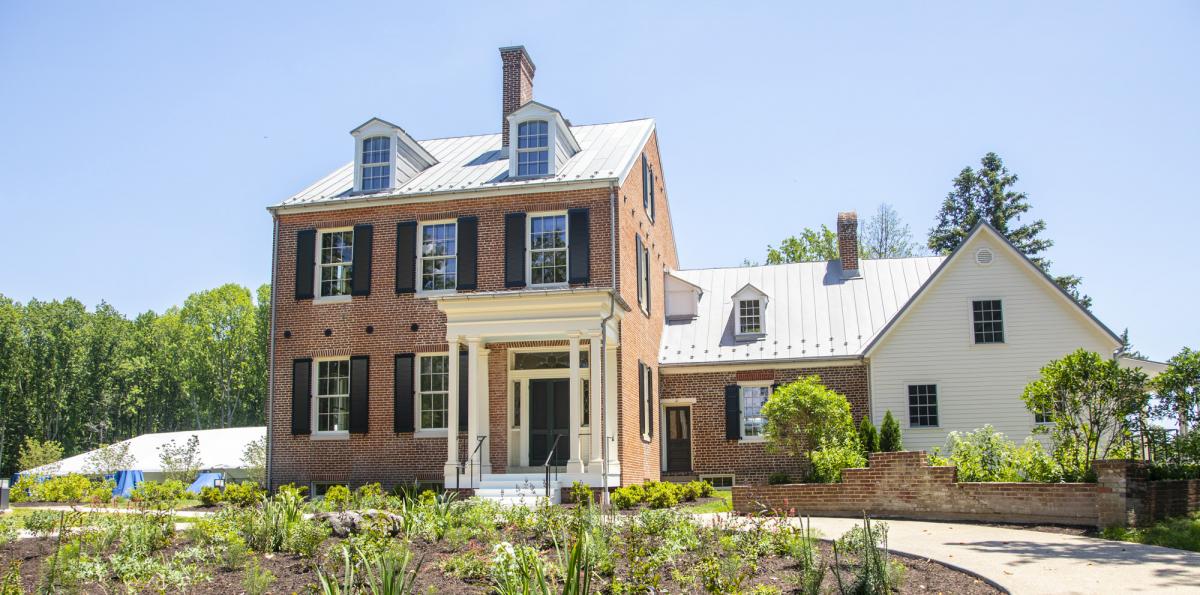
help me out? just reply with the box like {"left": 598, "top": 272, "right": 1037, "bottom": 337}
{"left": 927, "top": 152, "right": 1091, "bottom": 309}
{"left": 84, "top": 441, "right": 136, "bottom": 477}
{"left": 1154, "top": 347, "right": 1200, "bottom": 436}
{"left": 180, "top": 284, "right": 259, "bottom": 428}
{"left": 1116, "top": 328, "right": 1146, "bottom": 360}
{"left": 879, "top": 411, "right": 903, "bottom": 452}
{"left": 857, "top": 415, "right": 879, "bottom": 454}
{"left": 1022, "top": 349, "right": 1150, "bottom": 480}
{"left": 158, "top": 434, "right": 203, "bottom": 484}
{"left": 766, "top": 226, "right": 839, "bottom": 264}
{"left": 861, "top": 203, "right": 920, "bottom": 259}
{"left": 241, "top": 435, "right": 267, "bottom": 486}
{"left": 17, "top": 437, "right": 64, "bottom": 472}
{"left": 760, "top": 376, "right": 858, "bottom": 458}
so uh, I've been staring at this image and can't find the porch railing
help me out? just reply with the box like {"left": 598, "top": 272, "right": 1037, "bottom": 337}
{"left": 456, "top": 435, "right": 487, "bottom": 490}
{"left": 543, "top": 433, "right": 563, "bottom": 499}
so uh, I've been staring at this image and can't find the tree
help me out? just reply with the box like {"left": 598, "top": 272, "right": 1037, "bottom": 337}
{"left": 85, "top": 441, "right": 136, "bottom": 477}
{"left": 1116, "top": 328, "right": 1146, "bottom": 360}
{"left": 1154, "top": 347, "right": 1200, "bottom": 436}
{"left": 241, "top": 435, "right": 267, "bottom": 486}
{"left": 760, "top": 376, "right": 858, "bottom": 458}
{"left": 158, "top": 434, "right": 203, "bottom": 484}
{"left": 857, "top": 415, "right": 879, "bottom": 454}
{"left": 927, "top": 152, "right": 1091, "bottom": 309}
{"left": 1022, "top": 349, "right": 1149, "bottom": 480}
{"left": 879, "top": 411, "right": 903, "bottom": 452}
{"left": 766, "top": 226, "right": 839, "bottom": 264}
{"left": 861, "top": 203, "right": 920, "bottom": 259}
{"left": 17, "top": 437, "right": 64, "bottom": 472}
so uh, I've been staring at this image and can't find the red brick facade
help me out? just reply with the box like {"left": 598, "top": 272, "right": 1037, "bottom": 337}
{"left": 657, "top": 363, "right": 869, "bottom": 485}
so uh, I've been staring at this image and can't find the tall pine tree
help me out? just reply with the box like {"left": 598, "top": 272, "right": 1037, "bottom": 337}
{"left": 928, "top": 152, "right": 1091, "bottom": 309}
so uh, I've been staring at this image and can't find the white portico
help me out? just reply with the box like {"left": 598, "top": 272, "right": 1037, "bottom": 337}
{"left": 434, "top": 288, "right": 626, "bottom": 493}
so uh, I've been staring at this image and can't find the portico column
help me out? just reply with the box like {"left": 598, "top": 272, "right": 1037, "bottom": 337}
{"left": 477, "top": 343, "right": 491, "bottom": 474}
{"left": 567, "top": 333, "right": 584, "bottom": 473}
{"left": 588, "top": 334, "right": 603, "bottom": 473}
{"left": 445, "top": 337, "right": 461, "bottom": 478}
{"left": 604, "top": 341, "right": 621, "bottom": 476}
{"left": 465, "top": 337, "right": 482, "bottom": 483}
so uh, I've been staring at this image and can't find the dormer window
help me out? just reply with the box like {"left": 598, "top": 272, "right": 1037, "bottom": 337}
{"left": 738, "top": 300, "right": 762, "bottom": 334}
{"left": 360, "top": 136, "right": 391, "bottom": 191}
{"left": 516, "top": 120, "right": 549, "bottom": 176}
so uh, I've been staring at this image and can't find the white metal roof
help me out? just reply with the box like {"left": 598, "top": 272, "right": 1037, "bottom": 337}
{"left": 660, "top": 257, "right": 944, "bottom": 366}
{"left": 276, "top": 119, "right": 655, "bottom": 208}
{"left": 23, "top": 426, "right": 265, "bottom": 476}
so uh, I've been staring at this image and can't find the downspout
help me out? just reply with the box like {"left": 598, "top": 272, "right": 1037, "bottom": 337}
{"left": 598, "top": 183, "right": 618, "bottom": 511}
{"left": 266, "top": 213, "right": 279, "bottom": 490}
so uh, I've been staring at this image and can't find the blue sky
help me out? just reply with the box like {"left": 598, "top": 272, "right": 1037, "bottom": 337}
{"left": 0, "top": 2, "right": 1196, "bottom": 361}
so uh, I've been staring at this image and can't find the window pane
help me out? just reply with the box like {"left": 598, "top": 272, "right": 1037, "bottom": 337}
{"left": 741, "top": 386, "right": 769, "bottom": 437}
{"left": 971, "top": 300, "right": 1004, "bottom": 344}
{"left": 418, "top": 355, "right": 449, "bottom": 429}
{"left": 907, "top": 384, "right": 938, "bottom": 427}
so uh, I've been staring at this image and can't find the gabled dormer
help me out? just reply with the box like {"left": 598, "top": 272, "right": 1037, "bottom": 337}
{"left": 350, "top": 118, "right": 437, "bottom": 193}
{"left": 505, "top": 101, "right": 580, "bottom": 179}
{"left": 665, "top": 273, "right": 702, "bottom": 321}
{"left": 732, "top": 283, "right": 768, "bottom": 340}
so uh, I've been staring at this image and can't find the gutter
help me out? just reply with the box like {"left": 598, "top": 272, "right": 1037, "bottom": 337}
{"left": 599, "top": 183, "right": 618, "bottom": 510}
{"left": 658, "top": 354, "right": 864, "bottom": 369}
{"left": 266, "top": 214, "right": 279, "bottom": 490}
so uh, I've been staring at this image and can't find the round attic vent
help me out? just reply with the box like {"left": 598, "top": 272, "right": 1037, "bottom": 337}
{"left": 975, "top": 248, "right": 994, "bottom": 265}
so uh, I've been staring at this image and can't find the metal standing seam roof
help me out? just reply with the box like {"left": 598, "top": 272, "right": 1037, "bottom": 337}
{"left": 22, "top": 426, "right": 266, "bottom": 476}
{"left": 660, "top": 257, "right": 945, "bottom": 366}
{"left": 276, "top": 118, "right": 656, "bottom": 208}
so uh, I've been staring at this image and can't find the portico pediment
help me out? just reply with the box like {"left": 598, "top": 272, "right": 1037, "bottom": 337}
{"left": 433, "top": 288, "right": 627, "bottom": 342}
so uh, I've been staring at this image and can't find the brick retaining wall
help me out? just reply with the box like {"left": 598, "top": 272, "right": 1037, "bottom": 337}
{"left": 733, "top": 452, "right": 1200, "bottom": 528}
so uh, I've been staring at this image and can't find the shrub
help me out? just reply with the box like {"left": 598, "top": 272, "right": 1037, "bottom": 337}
{"left": 611, "top": 485, "right": 644, "bottom": 510}
{"left": 691, "top": 480, "right": 716, "bottom": 498}
{"left": 242, "top": 558, "right": 276, "bottom": 595}
{"left": 158, "top": 434, "right": 203, "bottom": 484}
{"left": 933, "top": 426, "right": 1060, "bottom": 482}
{"left": 353, "top": 483, "right": 386, "bottom": 509}
{"left": 858, "top": 416, "right": 880, "bottom": 454}
{"left": 879, "top": 410, "right": 903, "bottom": 452}
{"left": 323, "top": 485, "right": 351, "bottom": 511}
{"left": 0, "top": 519, "right": 16, "bottom": 545}
{"left": 17, "top": 437, "right": 64, "bottom": 473}
{"left": 131, "top": 480, "right": 186, "bottom": 510}
{"left": 34, "top": 474, "right": 93, "bottom": 503}
{"left": 199, "top": 486, "right": 224, "bottom": 507}
{"left": 679, "top": 482, "right": 700, "bottom": 501}
{"left": 767, "top": 472, "right": 792, "bottom": 485}
{"left": 644, "top": 482, "right": 680, "bottom": 509}
{"left": 810, "top": 436, "right": 867, "bottom": 483}
{"left": 761, "top": 376, "right": 858, "bottom": 458}
{"left": 23, "top": 510, "right": 60, "bottom": 538}
{"left": 222, "top": 481, "right": 265, "bottom": 507}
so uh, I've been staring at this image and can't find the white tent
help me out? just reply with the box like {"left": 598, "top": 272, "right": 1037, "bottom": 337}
{"left": 24, "top": 426, "right": 265, "bottom": 480}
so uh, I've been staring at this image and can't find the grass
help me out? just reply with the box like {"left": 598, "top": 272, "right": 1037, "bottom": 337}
{"left": 680, "top": 489, "right": 733, "bottom": 513}
{"left": 1101, "top": 512, "right": 1200, "bottom": 552}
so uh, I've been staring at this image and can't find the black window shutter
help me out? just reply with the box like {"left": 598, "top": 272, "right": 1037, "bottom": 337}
{"left": 394, "top": 354, "right": 415, "bottom": 433}
{"left": 724, "top": 384, "right": 741, "bottom": 440}
{"left": 638, "top": 361, "right": 646, "bottom": 437}
{"left": 351, "top": 224, "right": 373, "bottom": 296}
{"left": 295, "top": 229, "right": 316, "bottom": 300}
{"left": 642, "top": 154, "right": 649, "bottom": 210}
{"left": 644, "top": 245, "right": 652, "bottom": 314}
{"left": 395, "top": 221, "right": 417, "bottom": 294}
{"left": 568, "top": 208, "right": 590, "bottom": 284}
{"left": 457, "top": 216, "right": 478, "bottom": 290}
{"left": 635, "top": 235, "right": 644, "bottom": 307}
{"left": 504, "top": 212, "right": 526, "bottom": 288}
{"left": 349, "top": 356, "right": 369, "bottom": 433}
{"left": 649, "top": 168, "right": 656, "bottom": 221}
{"left": 291, "top": 359, "right": 312, "bottom": 435}
{"left": 647, "top": 366, "right": 654, "bottom": 439}
{"left": 458, "top": 349, "right": 469, "bottom": 432}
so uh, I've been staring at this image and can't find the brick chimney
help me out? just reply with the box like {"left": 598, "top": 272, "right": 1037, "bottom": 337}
{"left": 500, "top": 46, "right": 535, "bottom": 151}
{"left": 837, "top": 211, "right": 860, "bottom": 277}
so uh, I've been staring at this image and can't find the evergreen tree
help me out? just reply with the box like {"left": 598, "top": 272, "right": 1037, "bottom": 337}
{"left": 858, "top": 415, "right": 880, "bottom": 454}
{"left": 879, "top": 410, "right": 903, "bottom": 452}
{"left": 928, "top": 152, "right": 1091, "bottom": 309}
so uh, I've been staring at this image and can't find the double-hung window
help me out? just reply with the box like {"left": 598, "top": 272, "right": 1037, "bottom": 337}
{"left": 417, "top": 355, "right": 449, "bottom": 430}
{"left": 640, "top": 362, "right": 654, "bottom": 439}
{"left": 318, "top": 229, "right": 354, "bottom": 298}
{"left": 908, "top": 384, "right": 939, "bottom": 427}
{"left": 315, "top": 359, "right": 350, "bottom": 434}
{"left": 636, "top": 236, "right": 651, "bottom": 312}
{"left": 738, "top": 300, "right": 762, "bottom": 335}
{"left": 972, "top": 300, "right": 1004, "bottom": 344}
{"left": 740, "top": 385, "right": 770, "bottom": 439}
{"left": 516, "top": 120, "right": 549, "bottom": 177}
{"left": 420, "top": 222, "right": 457, "bottom": 291}
{"left": 360, "top": 136, "right": 390, "bottom": 191}
{"left": 529, "top": 214, "right": 567, "bottom": 285}
{"left": 642, "top": 154, "right": 656, "bottom": 221}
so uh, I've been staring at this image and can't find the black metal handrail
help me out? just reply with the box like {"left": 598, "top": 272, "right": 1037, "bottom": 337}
{"left": 543, "top": 434, "right": 563, "bottom": 498}
{"left": 456, "top": 435, "right": 488, "bottom": 490}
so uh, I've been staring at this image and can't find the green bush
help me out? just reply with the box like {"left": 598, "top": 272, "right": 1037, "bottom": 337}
{"left": 27, "top": 474, "right": 111, "bottom": 503}
{"left": 131, "top": 480, "right": 186, "bottom": 509}
{"left": 353, "top": 482, "right": 386, "bottom": 509}
{"left": 761, "top": 376, "right": 858, "bottom": 458}
{"left": 242, "top": 558, "right": 276, "bottom": 595}
{"left": 879, "top": 410, "right": 903, "bottom": 452}
{"left": 23, "top": 510, "right": 59, "bottom": 537}
{"left": 767, "top": 472, "right": 792, "bottom": 485}
{"left": 809, "top": 436, "right": 867, "bottom": 483}
{"left": 679, "top": 482, "right": 700, "bottom": 502}
{"left": 930, "top": 426, "right": 1059, "bottom": 482}
{"left": 222, "top": 482, "right": 266, "bottom": 507}
{"left": 644, "top": 482, "right": 680, "bottom": 509}
{"left": 692, "top": 480, "right": 716, "bottom": 498}
{"left": 611, "top": 485, "right": 644, "bottom": 510}
{"left": 858, "top": 416, "right": 880, "bottom": 454}
{"left": 322, "top": 485, "right": 351, "bottom": 511}
{"left": 199, "top": 486, "right": 224, "bottom": 507}
{"left": 1101, "top": 512, "right": 1200, "bottom": 553}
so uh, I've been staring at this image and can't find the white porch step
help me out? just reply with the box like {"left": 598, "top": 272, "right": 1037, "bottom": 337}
{"left": 472, "top": 473, "right": 561, "bottom": 505}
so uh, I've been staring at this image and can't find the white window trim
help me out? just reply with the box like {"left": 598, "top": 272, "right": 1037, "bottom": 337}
{"left": 699, "top": 473, "right": 735, "bottom": 490}
{"left": 314, "top": 227, "right": 355, "bottom": 304}
{"left": 508, "top": 114, "right": 559, "bottom": 179}
{"left": 637, "top": 238, "right": 650, "bottom": 314}
{"left": 311, "top": 356, "right": 350, "bottom": 440}
{"left": 904, "top": 381, "right": 941, "bottom": 429}
{"left": 736, "top": 299, "right": 764, "bottom": 337}
{"left": 967, "top": 297, "right": 1006, "bottom": 347}
{"left": 358, "top": 135, "right": 392, "bottom": 192}
{"left": 416, "top": 219, "right": 459, "bottom": 296}
{"left": 641, "top": 362, "right": 654, "bottom": 442}
{"left": 738, "top": 381, "right": 771, "bottom": 443}
{"left": 414, "top": 352, "right": 451, "bottom": 437}
{"left": 525, "top": 211, "right": 569, "bottom": 288}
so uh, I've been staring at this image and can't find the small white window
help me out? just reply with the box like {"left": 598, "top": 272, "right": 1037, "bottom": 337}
{"left": 738, "top": 300, "right": 762, "bottom": 335}
{"left": 740, "top": 385, "right": 769, "bottom": 438}
{"left": 315, "top": 359, "right": 350, "bottom": 434}
{"left": 360, "top": 136, "right": 391, "bottom": 191}
{"left": 318, "top": 230, "right": 354, "bottom": 298}
{"left": 529, "top": 214, "right": 568, "bottom": 285}
{"left": 516, "top": 120, "right": 549, "bottom": 177}
{"left": 417, "top": 355, "right": 450, "bottom": 430}
{"left": 700, "top": 474, "right": 735, "bottom": 489}
{"left": 642, "top": 154, "right": 656, "bottom": 222}
{"left": 420, "top": 222, "right": 457, "bottom": 291}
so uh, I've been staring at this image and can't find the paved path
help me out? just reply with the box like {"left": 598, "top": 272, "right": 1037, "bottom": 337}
{"left": 701, "top": 514, "right": 1200, "bottom": 594}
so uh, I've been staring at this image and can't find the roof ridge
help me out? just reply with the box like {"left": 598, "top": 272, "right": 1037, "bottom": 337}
{"left": 414, "top": 118, "right": 653, "bottom": 144}
{"left": 675, "top": 255, "right": 945, "bottom": 273}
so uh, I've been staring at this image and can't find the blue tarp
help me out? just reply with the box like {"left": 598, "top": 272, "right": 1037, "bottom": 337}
{"left": 186, "top": 472, "right": 224, "bottom": 494}
{"left": 112, "top": 470, "right": 144, "bottom": 498}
